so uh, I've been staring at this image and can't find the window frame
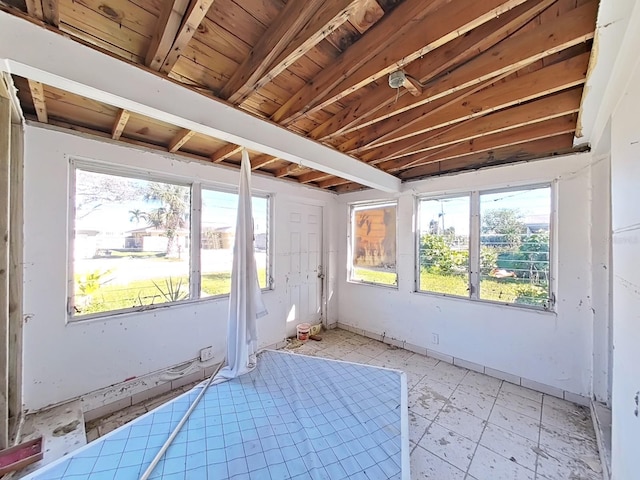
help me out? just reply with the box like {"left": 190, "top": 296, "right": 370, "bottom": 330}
{"left": 67, "top": 158, "right": 273, "bottom": 322}
{"left": 415, "top": 183, "right": 556, "bottom": 312}
{"left": 414, "top": 193, "right": 473, "bottom": 299}
{"left": 347, "top": 200, "right": 399, "bottom": 289}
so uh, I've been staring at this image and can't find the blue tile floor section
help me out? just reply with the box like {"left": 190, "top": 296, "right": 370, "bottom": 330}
{"left": 23, "top": 350, "right": 409, "bottom": 479}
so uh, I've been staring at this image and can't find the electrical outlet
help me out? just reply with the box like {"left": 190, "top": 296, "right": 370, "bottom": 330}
{"left": 200, "top": 346, "right": 214, "bottom": 362}
{"left": 431, "top": 333, "right": 439, "bottom": 345}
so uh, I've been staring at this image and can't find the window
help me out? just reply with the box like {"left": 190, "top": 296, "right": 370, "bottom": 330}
{"left": 201, "top": 189, "right": 269, "bottom": 297}
{"left": 417, "top": 185, "right": 553, "bottom": 310}
{"left": 418, "top": 196, "right": 470, "bottom": 296}
{"left": 70, "top": 163, "right": 271, "bottom": 319}
{"left": 350, "top": 202, "right": 397, "bottom": 286}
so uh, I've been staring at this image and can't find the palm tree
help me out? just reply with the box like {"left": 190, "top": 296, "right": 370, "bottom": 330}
{"left": 144, "top": 185, "right": 189, "bottom": 257}
{"left": 128, "top": 209, "right": 146, "bottom": 223}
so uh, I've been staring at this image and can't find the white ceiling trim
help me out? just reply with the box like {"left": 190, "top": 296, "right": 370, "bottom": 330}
{"left": 0, "top": 11, "right": 401, "bottom": 193}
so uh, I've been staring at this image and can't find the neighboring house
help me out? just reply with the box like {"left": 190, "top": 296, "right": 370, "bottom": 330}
{"left": 523, "top": 214, "right": 550, "bottom": 234}
{"left": 74, "top": 229, "right": 126, "bottom": 258}
{"left": 125, "top": 226, "right": 190, "bottom": 253}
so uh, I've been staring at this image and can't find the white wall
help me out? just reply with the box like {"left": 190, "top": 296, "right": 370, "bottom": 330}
{"left": 21, "top": 125, "right": 338, "bottom": 411}
{"left": 609, "top": 59, "right": 640, "bottom": 480}
{"left": 337, "top": 154, "right": 608, "bottom": 397}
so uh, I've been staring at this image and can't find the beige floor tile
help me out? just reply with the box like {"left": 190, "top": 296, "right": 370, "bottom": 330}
{"left": 418, "top": 422, "right": 477, "bottom": 471}
{"left": 409, "top": 411, "right": 432, "bottom": 446}
{"left": 448, "top": 387, "right": 496, "bottom": 420}
{"left": 480, "top": 423, "right": 538, "bottom": 471}
{"left": 536, "top": 447, "right": 602, "bottom": 480}
{"left": 495, "top": 390, "right": 542, "bottom": 420}
{"left": 460, "top": 371, "right": 502, "bottom": 397}
{"left": 488, "top": 405, "right": 540, "bottom": 442}
{"left": 468, "top": 445, "right": 535, "bottom": 480}
{"left": 411, "top": 445, "right": 466, "bottom": 480}
{"left": 435, "top": 405, "right": 487, "bottom": 443}
{"left": 499, "top": 382, "right": 543, "bottom": 402}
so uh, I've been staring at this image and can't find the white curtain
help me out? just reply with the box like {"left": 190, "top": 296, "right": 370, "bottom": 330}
{"left": 215, "top": 149, "right": 268, "bottom": 380}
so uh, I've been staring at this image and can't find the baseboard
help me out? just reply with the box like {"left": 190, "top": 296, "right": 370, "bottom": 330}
{"left": 336, "top": 322, "right": 590, "bottom": 405}
{"left": 591, "top": 400, "right": 612, "bottom": 480}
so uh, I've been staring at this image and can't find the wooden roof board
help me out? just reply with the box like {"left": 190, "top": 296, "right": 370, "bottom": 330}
{"left": 4, "top": 0, "right": 598, "bottom": 190}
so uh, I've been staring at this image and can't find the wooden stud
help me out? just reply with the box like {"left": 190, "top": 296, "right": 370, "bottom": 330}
{"left": 221, "top": 0, "right": 326, "bottom": 104}
{"left": 211, "top": 143, "right": 242, "bottom": 163}
{"left": 111, "top": 109, "right": 130, "bottom": 140}
{"left": 146, "top": 0, "right": 190, "bottom": 71}
{"left": 28, "top": 80, "right": 48, "bottom": 123}
{"left": 160, "top": 0, "right": 217, "bottom": 74}
{"left": 25, "top": 0, "right": 58, "bottom": 26}
{"left": 168, "top": 128, "right": 196, "bottom": 153}
{"left": 0, "top": 88, "right": 10, "bottom": 451}
{"left": 24, "top": 0, "right": 44, "bottom": 20}
{"left": 8, "top": 126, "right": 23, "bottom": 435}
{"left": 273, "top": 0, "right": 529, "bottom": 125}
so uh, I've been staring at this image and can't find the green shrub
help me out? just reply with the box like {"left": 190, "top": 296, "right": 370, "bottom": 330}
{"left": 514, "top": 284, "right": 548, "bottom": 306}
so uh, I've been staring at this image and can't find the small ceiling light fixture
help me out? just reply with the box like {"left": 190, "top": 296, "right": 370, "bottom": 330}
{"left": 388, "top": 70, "right": 407, "bottom": 89}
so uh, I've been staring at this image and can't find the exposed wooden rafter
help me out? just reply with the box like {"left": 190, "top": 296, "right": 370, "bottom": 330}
{"left": 146, "top": 0, "right": 190, "bottom": 71}
{"left": 273, "top": 0, "right": 531, "bottom": 125}
{"left": 111, "top": 109, "right": 130, "bottom": 140}
{"left": 159, "top": 0, "right": 216, "bottom": 74}
{"left": 221, "top": 0, "right": 345, "bottom": 105}
{"left": 335, "top": 0, "right": 597, "bottom": 142}
{"left": 168, "top": 128, "right": 196, "bottom": 153}
{"left": 348, "top": 52, "right": 590, "bottom": 154}
{"left": 250, "top": 155, "right": 279, "bottom": 170}
{"left": 270, "top": 0, "right": 452, "bottom": 124}
{"left": 27, "top": 80, "right": 47, "bottom": 123}
{"left": 25, "top": 0, "right": 58, "bottom": 26}
{"left": 362, "top": 88, "right": 583, "bottom": 163}
{"left": 211, "top": 144, "right": 242, "bottom": 163}
{"left": 310, "top": 0, "right": 558, "bottom": 141}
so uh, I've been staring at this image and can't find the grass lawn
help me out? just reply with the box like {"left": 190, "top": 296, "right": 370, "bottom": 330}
{"left": 353, "top": 268, "right": 548, "bottom": 306}
{"left": 76, "top": 269, "right": 267, "bottom": 315}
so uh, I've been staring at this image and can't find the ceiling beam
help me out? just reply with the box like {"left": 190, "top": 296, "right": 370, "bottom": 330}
{"left": 336, "top": 0, "right": 597, "bottom": 141}
{"left": 26, "top": 0, "right": 58, "bottom": 26}
{"left": 220, "top": 0, "right": 327, "bottom": 104}
{"left": 362, "top": 88, "right": 583, "bottom": 163}
{"left": 27, "top": 79, "right": 47, "bottom": 123}
{"left": 168, "top": 128, "right": 195, "bottom": 152}
{"left": 211, "top": 144, "right": 241, "bottom": 163}
{"left": 273, "top": 0, "right": 530, "bottom": 125}
{"left": 145, "top": 0, "right": 190, "bottom": 71}
{"left": 297, "top": 171, "right": 333, "bottom": 184}
{"left": 0, "top": 10, "right": 400, "bottom": 192}
{"left": 349, "top": 52, "right": 590, "bottom": 153}
{"left": 159, "top": 0, "right": 216, "bottom": 74}
{"left": 111, "top": 109, "right": 130, "bottom": 140}
{"left": 270, "top": 0, "right": 450, "bottom": 124}
{"left": 310, "top": 0, "right": 556, "bottom": 141}
{"left": 380, "top": 115, "right": 577, "bottom": 172}
{"left": 398, "top": 133, "right": 577, "bottom": 180}
{"left": 250, "top": 154, "right": 278, "bottom": 170}
{"left": 274, "top": 164, "right": 306, "bottom": 178}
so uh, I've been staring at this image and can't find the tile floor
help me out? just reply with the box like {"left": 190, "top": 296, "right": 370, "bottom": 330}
{"left": 86, "top": 328, "right": 603, "bottom": 480}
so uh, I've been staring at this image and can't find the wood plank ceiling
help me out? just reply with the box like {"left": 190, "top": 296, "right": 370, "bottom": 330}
{"left": 2, "top": 0, "right": 598, "bottom": 192}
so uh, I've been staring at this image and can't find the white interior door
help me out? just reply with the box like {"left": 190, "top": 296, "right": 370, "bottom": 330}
{"left": 283, "top": 203, "right": 323, "bottom": 328}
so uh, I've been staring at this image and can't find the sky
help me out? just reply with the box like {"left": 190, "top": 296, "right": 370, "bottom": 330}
{"left": 419, "top": 187, "right": 551, "bottom": 236}
{"left": 75, "top": 170, "right": 268, "bottom": 234}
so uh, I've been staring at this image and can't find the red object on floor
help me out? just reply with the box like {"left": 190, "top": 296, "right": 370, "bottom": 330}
{"left": 0, "top": 437, "right": 44, "bottom": 475}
